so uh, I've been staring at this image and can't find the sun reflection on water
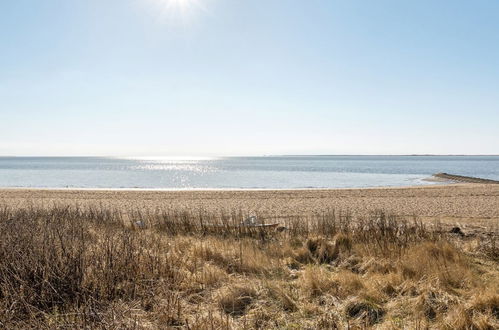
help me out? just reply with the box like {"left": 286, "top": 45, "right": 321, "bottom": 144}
{"left": 129, "top": 156, "right": 218, "bottom": 172}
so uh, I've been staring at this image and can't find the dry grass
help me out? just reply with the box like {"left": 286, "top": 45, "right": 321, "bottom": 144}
{"left": 0, "top": 205, "right": 497, "bottom": 329}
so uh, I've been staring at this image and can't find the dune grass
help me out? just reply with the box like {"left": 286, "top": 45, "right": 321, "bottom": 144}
{"left": 0, "top": 205, "right": 497, "bottom": 329}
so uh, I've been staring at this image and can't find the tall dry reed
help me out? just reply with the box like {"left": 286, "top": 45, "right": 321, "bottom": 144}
{"left": 0, "top": 205, "right": 497, "bottom": 329}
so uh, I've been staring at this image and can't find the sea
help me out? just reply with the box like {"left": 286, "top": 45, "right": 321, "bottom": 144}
{"left": 0, "top": 156, "right": 498, "bottom": 189}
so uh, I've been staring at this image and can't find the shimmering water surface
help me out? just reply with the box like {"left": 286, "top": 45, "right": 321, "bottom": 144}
{"left": 0, "top": 156, "right": 498, "bottom": 189}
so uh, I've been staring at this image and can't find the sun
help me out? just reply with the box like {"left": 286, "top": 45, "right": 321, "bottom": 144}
{"left": 159, "top": 0, "right": 196, "bottom": 12}
{"left": 148, "top": 0, "right": 206, "bottom": 24}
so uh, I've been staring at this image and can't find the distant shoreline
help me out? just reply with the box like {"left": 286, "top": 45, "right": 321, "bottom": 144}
{"left": 277, "top": 154, "right": 499, "bottom": 157}
{"left": 1, "top": 154, "right": 499, "bottom": 158}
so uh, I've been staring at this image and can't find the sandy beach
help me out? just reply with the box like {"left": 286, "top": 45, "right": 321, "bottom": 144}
{"left": 1, "top": 184, "right": 498, "bottom": 229}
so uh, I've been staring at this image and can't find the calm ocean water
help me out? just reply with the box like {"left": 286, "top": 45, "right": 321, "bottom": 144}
{"left": 0, "top": 156, "right": 498, "bottom": 189}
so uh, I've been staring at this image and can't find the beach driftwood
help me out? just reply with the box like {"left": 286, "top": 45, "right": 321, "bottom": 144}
{"left": 242, "top": 216, "right": 281, "bottom": 229}
{"left": 433, "top": 173, "right": 499, "bottom": 184}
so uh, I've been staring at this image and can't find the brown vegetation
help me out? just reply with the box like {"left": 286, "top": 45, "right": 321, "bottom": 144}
{"left": 0, "top": 206, "right": 497, "bottom": 329}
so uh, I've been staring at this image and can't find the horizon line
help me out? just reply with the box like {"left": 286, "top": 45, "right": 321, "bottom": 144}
{"left": 0, "top": 154, "right": 499, "bottom": 158}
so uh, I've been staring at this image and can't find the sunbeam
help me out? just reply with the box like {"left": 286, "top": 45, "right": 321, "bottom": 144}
{"left": 147, "top": 0, "right": 207, "bottom": 25}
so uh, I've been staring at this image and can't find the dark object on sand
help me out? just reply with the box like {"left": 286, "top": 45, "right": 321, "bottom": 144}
{"left": 276, "top": 225, "right": 287, "bottom": 232}
{"left": 449, "top": 227, "right": 464, "bottom": 236}
{"left": 433, "top": 173, "right": 499, "bottom": 184}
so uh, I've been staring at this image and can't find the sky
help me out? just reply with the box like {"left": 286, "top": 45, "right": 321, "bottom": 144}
{"left": 1, "top": 0, "right": 498, "bottom": 156}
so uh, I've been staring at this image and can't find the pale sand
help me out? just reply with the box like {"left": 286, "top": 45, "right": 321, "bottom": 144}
{"left": 1, "top": 184, "right": 498, "bottom": 225}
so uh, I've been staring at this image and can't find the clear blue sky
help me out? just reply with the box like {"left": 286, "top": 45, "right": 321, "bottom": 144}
{"left": 1, "top": 0, "right": 498, "bottom": 156}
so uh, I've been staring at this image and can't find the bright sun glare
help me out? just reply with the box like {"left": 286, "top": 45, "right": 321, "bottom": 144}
{"left": 149, "top": 0, "right": 206, "bottom": 24}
